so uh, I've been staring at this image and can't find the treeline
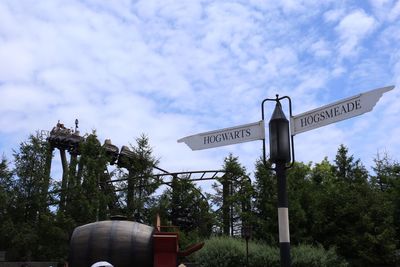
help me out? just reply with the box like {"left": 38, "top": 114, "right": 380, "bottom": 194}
{"left": 0, "top": 131, "right": 400, "bottom": 266}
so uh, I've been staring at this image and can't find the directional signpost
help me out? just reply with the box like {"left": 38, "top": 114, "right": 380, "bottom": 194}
{"left": 178, "top": 85, "right": 395, "bottom": 267}
{"left": 178, "top": 120, "right": 265, "bottom": 150}
{"left": 291, "top": 85, "right": 394, "bottom": 135}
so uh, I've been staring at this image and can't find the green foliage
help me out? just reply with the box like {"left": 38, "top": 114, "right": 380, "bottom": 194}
{"left": 334, "top": 144, "right": 369, "bottom": 183}
{"left": 247, "top": 241, "right": 279, "bottom": 267}
{"left": 211, "top": 153, "right": 253, "bottom": 236}
{"left": 2, "top": 128, "right": 400, "bottom": 267}
{"left": 251, "top": 145, "right": 398, "bottom": 266}
{"left": 195, "top": 237, "right": 246, "bottom": 267}
{"left": 286, "top": 162, "right": 313, "bottom": 244}
{"left": 170, "top": 177, "right": 213, "bottom": 235}
{"left": 195, "top": 237, "right": 348, "bottom": 267}
{"left": 157, "top": 177, "right": 213, "bottom": 239}
{"left": 13, "top": 133, "right": 53, "bottom": 218}
{"left": 2, "top": 133, "right": 65, "bottom": 261}
{"left": 252, "top": 158, "right": 277, "bottom": 243}
{"left": 307, "top": 146, "right": 397, "bottom": 266}
{"left": 0, "top": 156, "right": 14, "bottom": 249}
{"left": 371, "top": 153, "right": 400, "bottom": 260}
{"left": 123, "top": 134, "right": 159, "bottom": 223}
{"left": 291, "top": 244, "right": 348, "bottom": 267}
{"left": 62, "top": 132, "right": 110, "bottom": 224}
{"left": 178, "top": 230, "right": 204, "bottom": 252}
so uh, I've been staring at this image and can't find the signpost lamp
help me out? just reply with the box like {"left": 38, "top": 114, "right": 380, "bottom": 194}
{"left": 269, "top": 99, "right": 291, "bottom": 163}
{"left": 262, "top": 95, "right": 294, "bottom": 267}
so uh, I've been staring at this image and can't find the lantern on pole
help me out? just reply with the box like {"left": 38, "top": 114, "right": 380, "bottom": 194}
{"left": 269, "top": 100, "right": 291, "bottom": 164}
{"left": 261, "top": 94, "right": 294, "bottom": 267}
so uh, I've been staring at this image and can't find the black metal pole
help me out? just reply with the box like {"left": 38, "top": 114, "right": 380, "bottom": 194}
{"left": 276, "top": 162, "right": 291, "bottom": 267}
{"left": 246, "top": 237, "right": 249, "bottom": 267}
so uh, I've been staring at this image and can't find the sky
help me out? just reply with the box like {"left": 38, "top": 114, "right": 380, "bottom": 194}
{"left": 1, "top": 0, "right": 400, "bottom": 185}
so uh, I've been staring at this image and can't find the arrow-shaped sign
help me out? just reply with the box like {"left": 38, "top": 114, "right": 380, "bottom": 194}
{"left": 290, "top": 86, "right": 394, "bottom": 135}
{"left": 178, "top": 120, "right": 265, "bottom": 151}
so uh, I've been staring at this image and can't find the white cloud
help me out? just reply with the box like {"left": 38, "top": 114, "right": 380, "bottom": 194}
{"left": 324, "top": 8, "right": 346, "bottom": 23}
{"left": 294, "top": 125, "right": 346, "bottom": 164}
{"left": 0, "top": 41, "right": 35, "bottom": 82}
{"left": 0, "top": 0, "right": 399, "bottom": 183}
{"left": 310, "top": 39, "right": 332, "bottom": 58}
{"left": 335, "top": 9, "right": 377, "bottom": 58}
{"left": 388, "top": 0, "right": 400, "bottom": 21}
{"left": 369, "top": 0, "right": 400, "bottom": 22}
{"left": 332, "top": 65, "right": 346, "bottom": 77}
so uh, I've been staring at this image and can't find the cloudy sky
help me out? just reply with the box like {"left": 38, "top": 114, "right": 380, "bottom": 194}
{"left": 0, "top": 0, "right": 399, "bottom": 182}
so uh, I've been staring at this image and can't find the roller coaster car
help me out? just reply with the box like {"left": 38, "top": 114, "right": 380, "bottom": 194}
{"left": 117, "top": 145, "right": 135, "bottom": 169}
{"left": 48, "top": 130, "right": 70, "bottom": 150}
{"left": 66, "top": 134, "right": 84, "bottom": 154}
{"left": 48, "top": 128, "right": 83, "bottom": 153}
{"left": 102, "top": 139, "right": 119, "bottom": 165}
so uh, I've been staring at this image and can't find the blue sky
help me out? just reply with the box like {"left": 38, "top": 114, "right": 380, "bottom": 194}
{"left": 0, "top": 0, "right": 399, "bottom": 181}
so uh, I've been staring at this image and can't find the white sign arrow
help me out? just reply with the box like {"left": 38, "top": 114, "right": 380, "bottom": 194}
{"left": 290, "top": 85, "right": 395, "bottom": 135}
{"left": 178, "top": 121, "right": 265, "bottom": 151}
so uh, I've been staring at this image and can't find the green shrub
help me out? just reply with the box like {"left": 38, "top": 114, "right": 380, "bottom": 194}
{"left": 194, "top": 236, "right": 348, "bottom": 267}
{"left": 292, "top": 244, "right": 348, "bottom": 267}
{"left": 195, "top": 236, "right": 245, "bottom": 267}
{"left": 247, "top": 240, "right": 279, "bottom": 267}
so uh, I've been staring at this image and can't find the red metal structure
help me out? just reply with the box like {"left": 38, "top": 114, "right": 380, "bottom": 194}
{"left": 153, "top": 231, "right": 179, "bottom": 267}
{"left": 153, "top": 219, "right": 204, "bottom": 267}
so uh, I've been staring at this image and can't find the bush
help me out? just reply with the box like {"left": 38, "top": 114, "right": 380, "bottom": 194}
{"left": 194, "top": 236, "right": 245, "bottom": 267}
{"left": 247, "top": 240, "right": 279, "bottom": 267}
{"left": 292, "top": 244, "right": 348, "bottom": 267}
{"left": 194, "top": 236, "right": 348, "bottom": 267}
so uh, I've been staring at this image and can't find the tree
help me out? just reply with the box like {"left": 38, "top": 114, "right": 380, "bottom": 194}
{"left": 310, "top": 146, "right": 396, "bottom": 266}
{"left": 120, "top": 134, "right": 159, "bottom": 223}
{"left": 286, "top": 162, "right": 313, "bottom": 244}
{"left": 65, "top": 133, "right": 110, "bottom": 224}
{"left": 252, "top": 158, "right": 277, "bottom": 243}
{"left": 211, "top": 154, "right": 251, "bottom": 236}
{"left": 371, "top": 153, "right": 400, "bottom": 252}
{"left": 6, "top": 133, "right": 64, "bottom": 261}
{"left": 253, "top": 160, "right": 313, "bottom": 245}
{"left": 334, "top": 144, "right": 368, "bottom": 184}
{"left": 13, "top": 133, "right": 53, "bottom": 221}
{"left": 0, "top": 156, "right": 15, "bottom": 252}
{"left": 165, "top": 176, "right": 213, "bottom": 237}
{"left": 371, "top": 152, "right": 397, "bottom": 192}
{"left": 334, "top": 145, "right": 354, "bottom": 181}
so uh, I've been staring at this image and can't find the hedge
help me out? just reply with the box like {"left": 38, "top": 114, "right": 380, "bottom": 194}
{"left": 193, "top": 236, "right": 348, "bottom": 267}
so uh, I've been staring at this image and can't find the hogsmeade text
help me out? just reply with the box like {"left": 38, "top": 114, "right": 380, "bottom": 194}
{"left": 203, "top": 129, "right": 251, "bottom": 145}
{"left": 300, "top": 99, "right": 361, "bottom": 128}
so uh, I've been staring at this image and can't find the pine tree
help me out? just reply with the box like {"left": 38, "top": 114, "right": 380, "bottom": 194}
{"left": 122, "top": 134, "right": 159, "bottom": 223}
{"left": 311, "top": 146, "right": 396, "bottom": 266}
{"left": 372, "top": 152, "right": 396, "bottom": 192}
{"left": 0, "top": 156, "right": 15, "bottom": 251}
{"left": 253, "top": 160, "right": 313, "bottom": 244}
{"left": 334, "top": 144, "right": 368, "bottom": 184}
{"left": 211, "top": 154, "right": 250, "bottom": 236}
{"left": 286, "top": 162, "right": 313, "bottom": 244}
{"left": 371, "top": 153, "right": 400, "bottom": 256}
{"left": 166, "top": 176, "right": 213, "bottom": 236}
{"left": 252, "top": 158, "right": 277, "bottom": 243}
{"left": 13, "top": 133, "right": 53, "bottom": 221}
{"left": 66, "top": 133, "right": 110, "bottom": 223}
{"left": 7, "top": 133, "right": 61, "bottom": 261}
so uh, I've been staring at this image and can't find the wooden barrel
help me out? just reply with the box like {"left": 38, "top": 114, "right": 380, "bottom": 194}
{"left": 69, "top": 220, "right": 154, "bottom": 267}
